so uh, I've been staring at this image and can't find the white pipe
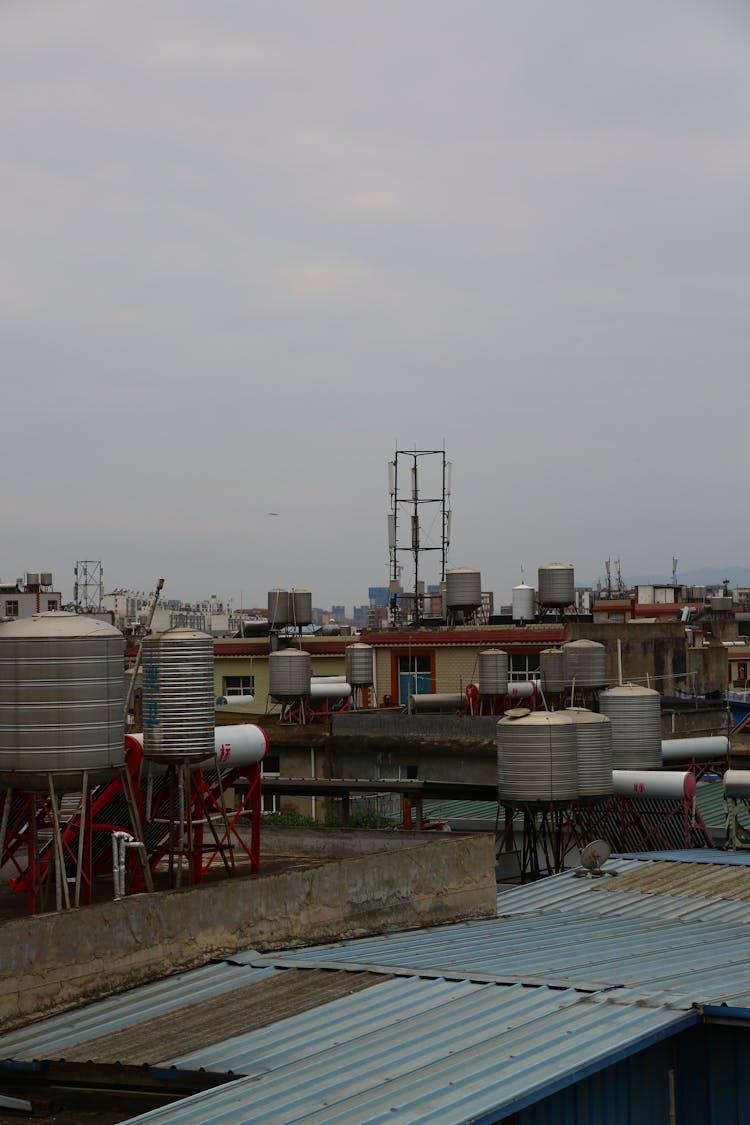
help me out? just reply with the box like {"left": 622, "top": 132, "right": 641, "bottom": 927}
{"left": 613, "top": 770, "right": 696, "bottom": 801}
{"left": 661, "top": 736, "right": 729, "bottom": 762}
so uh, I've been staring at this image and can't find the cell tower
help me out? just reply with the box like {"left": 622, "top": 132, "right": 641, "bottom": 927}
{"left": 74, "top": 560, "right": 103, "bottom": 612}
{"left": 388, "top": 447, "right": 451, "bottom": 626}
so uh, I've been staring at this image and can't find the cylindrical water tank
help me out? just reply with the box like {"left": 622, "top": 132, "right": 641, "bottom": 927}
{"left": 507, "top": 681, "right": 536, "bottom": 700}
{"left": 538, "top": 564, "right": 575, "bottom": 608}
{"left": 345, "top": 643, "right": 375, "bottom": 686}
{"left": 268, "top": 649, "right": 311, "bottom": 698}
{"left": 310, "top": 682, "right": 352, "bottom": 700}
{"left": 540, "top": 649, "right": 566, "bottom": 694}
{"left": 599, "top": 684, "right": 662, "bottom": 769}
{"left": 130, "top": 723, "right": 268, "bottom": 769}
{"left": 0, "top": 612, "right": 126, "bottom": 790}
{"left": 512, "top": 584, "right": 535, "bottom": 622}
{"left": 661, "top": 736, "right": 729, "bottom": 762}
{"left": 290, "top": 588, "right": 312, "bottom": 627}
{"left": 142, "top": 629, "right": 215, "bottom": 764}
{"left": 565, "top": 708, "right": 613, "bottom": 797}
{"left": 446, "top": 568, "right": 482, "bottom": 610}
{"left": 267, "top": 589, "right": 290, "bottom": 628}
{"left": 564, "top": 640, "right": 607, "bottom": 689}
{"left": 724, "top": 770, "right": 750, "bottom": 797}
{"left": 409, "top": 692, "right": 465, "bottom": 711}
{"left": 497, "top": 711, "right": 578, "bottom": 804}
{"left": 477, "top": 649, "right": 508, "bottom": 696}
{"left": 613, "top": 770, "right": 696, "bottom": 801}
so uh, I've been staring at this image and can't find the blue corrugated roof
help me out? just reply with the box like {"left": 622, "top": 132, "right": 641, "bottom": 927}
{"left": 3, "top": 853, "right": 750, "bottom": 1125}
{"left": 124, "top": 979, "right": 696, "bottom": 1125}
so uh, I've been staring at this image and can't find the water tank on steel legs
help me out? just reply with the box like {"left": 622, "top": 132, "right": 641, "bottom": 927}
{"left": 267, "top": 589, "right": 291, "bottom": 628}
{"left": 290, "top": 588, "right": 312, "bottom": 628}
{"left": 268, "top": 649, "right": 312, "bottom": 699}
{"left": 564, "top": 640, "right": 607, "bottom": 689}
{"left": 446, "top": 568, "right": 482, "bottom": 613}
{"left": 345, "top": 643, "right": 375, "bottom": 686}
{"left": 477, "top": 649, "right": 509, "bottom": 696}
{"left": 512, "top": 584, "right": 535, "bottom": 623}
{"left": 141, "top": 629, "right": 215, "bottom": 764}
{"left": 599, "top": 684, "right": 662, "bottom": 769}
{"left": 540, "top": 648, "right": 566, "bottom": 694}
{"left": 0, "top": 612, "right": 125, "bottom": 790}
{"left": 497, "top": 711, "right": 578, "bottom": 804}
{"left": 565, "top": 708, "right": 613, "bottom": 797}
{"left": 538, "top": 564, "right": 575, "bottom": 608}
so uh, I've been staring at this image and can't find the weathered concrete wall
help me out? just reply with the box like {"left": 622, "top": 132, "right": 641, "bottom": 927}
{"left": 0, "top": 831, "right": 496, "bottom": 1032}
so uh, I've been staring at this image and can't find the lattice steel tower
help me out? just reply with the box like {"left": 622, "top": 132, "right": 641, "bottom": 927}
{"left": 388, "top": 447, "right": 451, "bottom": 626}
{"left": 74, "top": 560, "right": 103, "bottom": 612}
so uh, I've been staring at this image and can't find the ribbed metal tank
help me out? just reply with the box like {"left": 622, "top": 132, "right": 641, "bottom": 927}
{"left": 477, "top": 649, "right": 509, "bottom": 696}
{"left": 290, "top": 588, "right": 312, "bottom": 627}
{"left": 496, "top": 711, "right": 578, "bottom": 804}
{"left": 268, "top": 649, "right": 312, "bottom": 698}
{"left": 511, "top": 583, "right": 535, "bottom": 622}
{"left": 563, "top": 639, "right": 607, "bottom": 688}
{"left": 599, "top": 684, "right": 662, "bottom": 769}
{"left": 540, "top": 648, "right": 566, "bottom": 694}
{"left": 445, "top": 568, "right": 482, "bottom": 610}
{"left": 538, "top": 563, "right": 575, "bottom": 608}
{"left": 345, "top": 643, "right": 375, "bottom": 686}
{"left": 0, "top": 612, "right": 125, "bottom": 790}
{"left": 141, "top": 629, "right": 214, "bottom": 764}
{"left": 565, "top": 708, "right": 613, "bottom": 797}
{"left": 267, "top": 588, "right": 290, "bottom": 628}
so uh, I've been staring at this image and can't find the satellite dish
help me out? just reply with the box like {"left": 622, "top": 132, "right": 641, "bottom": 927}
{"left": 505, "top": 707, "right": 531, "bottom": 720}
{"left": 575, "top": 839, "right": 614, "bottom": 878}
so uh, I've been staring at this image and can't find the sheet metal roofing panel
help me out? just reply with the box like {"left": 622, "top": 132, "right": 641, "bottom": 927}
{"left": 123, "top": 978, "right": 694, "bottom": 1125}
{"left": 0, "top": 962, "right": 278, "bottom": 1061}
{"left": 243, "top": 908, "right": 750, "bottom": 1009}
{"left": 493, "top": 857, "right": 750, "bottom": 925}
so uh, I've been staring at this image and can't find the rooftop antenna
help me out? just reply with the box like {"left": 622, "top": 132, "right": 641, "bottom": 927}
{"left": 574, "top": 839, "right": 615, "bottom": 879}
{"left": 672, "top": 556, "right": 679, "bottom": 586}
{"left": 74, "top": 560, "right": 103, "bottom": 612}
{"left": 388, "top": 446, "right": 451, "bottom": 626}
{"left": 605, "top": 558, "right": 611, "bottom": 598}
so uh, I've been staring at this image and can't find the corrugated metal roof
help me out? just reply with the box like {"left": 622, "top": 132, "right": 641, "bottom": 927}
{"left": 125, "top": 978, "right": 695, "bottom": 1125}
{"left": 4, "top": 853, "right": 750, "bottom": 1125}
{"left": 242, "top": 908, "right": 750, "bottom": 1008}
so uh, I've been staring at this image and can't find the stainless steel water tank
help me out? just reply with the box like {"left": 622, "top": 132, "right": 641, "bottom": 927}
{"left": 268, "top": 649, "right": 312, "bottom": 698}
{"left": 565, "top": 708, "right": 613, "bottom": 797}
{"left": 477, "top": 649, "right": 509, "bottom": 696}
{"left": 0, "top": 612, "right": 125, "bottom": 789}
{"left": 538, "top": 564, "right": 575, "bottom": 608}
{"left": 540, "top": 648, "right": 566, "bottom": 694}
{"left": 446, "top": 568, "right": 482, "bottom": 610}
{"left": 497, "top": 711, "right": 578, "bottom": 804}
{"left": 345, "top": 643, "right": 375, "bottom": 686}
{"left": 512, "top": 584, "right": 535, "bottom": 622}
{"left": 141, "top": 629, "right": 214, "bottom": 764}
{"left": 564, "top": 639, "right": 607, "bottom": 688}
{"left": 599, "top": 684, "right": 661, "bottom": 769}
{"left": 290, "top": 588, "right": 312, "bottom": 627}
{"left": 267, "top": 588, "right": 291, "bottom": 628}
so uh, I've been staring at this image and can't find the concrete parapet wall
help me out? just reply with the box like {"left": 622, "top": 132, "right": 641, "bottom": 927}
{"left": 0, "top": 832, "right": 496, "bottom": 1032}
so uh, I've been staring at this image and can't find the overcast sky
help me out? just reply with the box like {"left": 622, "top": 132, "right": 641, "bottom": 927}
{"left": 2, "top": 1, "right": 749, "bottom": 610}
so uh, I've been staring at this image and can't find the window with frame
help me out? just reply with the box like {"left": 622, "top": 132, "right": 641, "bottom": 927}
{"left": 4, "top": 601, "right": 19, "bottom": 617}
{"left": 509, "top": 653, "right": 541, "bottom": 681}
{"left": 222, "top": 675, "right": 254, "bottom": 696}
{"left": 397, "top": 654, "right": 432, "bottom": 704}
